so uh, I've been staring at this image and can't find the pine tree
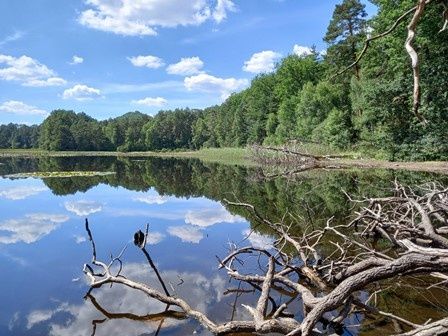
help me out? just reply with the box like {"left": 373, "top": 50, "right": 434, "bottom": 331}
{"left": 324, "top": 0, "right": 367, "bottom": 80}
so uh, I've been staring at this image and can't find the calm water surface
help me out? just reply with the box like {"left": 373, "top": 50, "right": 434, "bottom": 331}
{"left": 0, "top": 157, "right": 447, "bottom": 336}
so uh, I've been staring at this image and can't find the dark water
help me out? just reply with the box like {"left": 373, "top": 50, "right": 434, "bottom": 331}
{"left": 0, "top": 156, "right": 447, "bottom": 336}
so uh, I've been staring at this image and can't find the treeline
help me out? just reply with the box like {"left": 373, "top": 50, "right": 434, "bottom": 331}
{"left": 36, "top": 109, "right": 198, "bottom": 152}
{"left": 192, "top": 0, "right": 448, "bottom": 160}
{"left": 0, "top": 0, "right": 446, "bottom": 159}
{"left": 0, "top": 109, "right": 199, "bottom": 152}
{"left": 0, "top": 124, "right": 40, "bottom": 149}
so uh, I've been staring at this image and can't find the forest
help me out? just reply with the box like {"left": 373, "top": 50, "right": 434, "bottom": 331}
{"left": 1, "top": 0, "right": 447, "bottom": 160}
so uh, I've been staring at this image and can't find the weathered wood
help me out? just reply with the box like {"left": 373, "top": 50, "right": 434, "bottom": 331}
{"left": 83, "top": 181, "right": 448, "bottom": 335}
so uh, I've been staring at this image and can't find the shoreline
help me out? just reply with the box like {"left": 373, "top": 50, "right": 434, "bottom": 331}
{"left": 0, "top": 148, "right": 254, "bottom": 167}
{"left": 0, "top": 148, "right": 447, "bottom": 174}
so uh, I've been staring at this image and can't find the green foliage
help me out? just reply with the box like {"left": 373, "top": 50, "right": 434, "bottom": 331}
{"left": 39, "top": 110, "right": 113, "bottom": 151}
{"left": 274, "top": 54, "right": 322, "bottom": 101}
{"left": 1, "top": 1, "right": 446, "bottom": 160}
{"left": 264, "top": 113, "right": 279, "bottom": 144}
{"left": 145, "top": 109, "right": 198, "bottom": 150}
{"left": 104, "top": 111, "right": 150, "bottom": 151}
{"left": 244, "top": 73, "right": 279, "bottom": 144}
{"left": 324, "top": 0, "right": 367, "bottom": 79}
{"left": 314, "top": 108, "right": 352, "bottom": 148}
{"left": 274, "top": 96, "right": 299, "bottom": 143}
{"left": 192, "top": 106, "right": 220, "bottom": 148}
{"left": 39, "top": 110, "right": 77, "bottom": 150}
{"left": 353, "top": 0, "right": 448, "bottom": 160}
{"left": 0, "top": 124, "right": 40, "bottom": 149}
{"left": 196, "top": 56, "right": 324, "bottom": 147}
{"left": 294, "top": 81, "right": 349, "bottom": 144}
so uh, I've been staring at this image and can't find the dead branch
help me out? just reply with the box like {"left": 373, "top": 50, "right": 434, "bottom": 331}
{"left": 249, "top": 145, "right": 349, "bottom": 180}
{"left": 398, "top": 317, "right": 448, "bottom": 335}
{"left": 83, "top": 181, "right": 448, "bottom": 335}
{"left": 85, "top": 293, "right": 186, "bottom": 321}
{"left": 332, "top": 0, "right": 448, "bottom": 123}
{"left": 254, "top": 145, "right": 348, "bottom": 161}
{"left": 350, "top": 182, "right": 448, "bottom": 249}
{"left": 441, "top": 0, "right": 448, "bottom": 32}
{"left": 405, "top": 0, "right": 427, "bottom": 123}
{"left": 332, "top": 2, "right": 427, "bottom": 80}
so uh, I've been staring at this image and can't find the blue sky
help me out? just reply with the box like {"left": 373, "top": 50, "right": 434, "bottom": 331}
{"left": 0, "top": 0, "right": 376, "bottom": 125}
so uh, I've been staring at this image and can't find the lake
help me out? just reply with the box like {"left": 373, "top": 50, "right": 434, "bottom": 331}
{"left": 0, "top": 156, "right": 447, "bottom": 336}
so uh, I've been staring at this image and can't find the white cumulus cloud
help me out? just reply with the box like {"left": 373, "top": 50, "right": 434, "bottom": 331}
{"left": 131, "top": 97, "right": 167, "bottom": 107}
{"left": 0, "top": 213, "right": 70, "bottom": 244}
{"left": 243, "top": 50, "right": 281, "bottom": 74}
{"left": 64, "top": 200, "right": 103, "bottom": 216}
{"left": 62, "top": 84, "right": 101, "bottom": 101}
{"left": 128, "top": 55, "right": 165, "bottom": 69}
{"left": 26, "top": 77, "right": 67, "bottom": 87}
{"left": 27, "top": 309, "right": 58, "bottom": 330}
{"left": 213, "top": 0, "right": 237, "bottom": 23}
{"left": 0, "top": 101, "right": 47, "bottom": 116}
{"left": 80, "top": 9, "right": 157, "bottom": 36}
{"left": 70, "top": 55, "right": 84, "bottom": 65}
{"left": 292, "top": 45, "right": 313, "bottom": 57}
{"left": 0, "top": 54, "right": 66, "bottom": 87}
{"left": 167, "top": 56, "right": 204, "bottom": 76}
{"left": 79, "top": 0, "right": 236, "bottom": 36}
{"left": 184, "top": 73, "right": 248, "bottom": 100}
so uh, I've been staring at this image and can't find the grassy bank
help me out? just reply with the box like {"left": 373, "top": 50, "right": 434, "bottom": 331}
{"left": 0, "top": 147, "right": 254, "bottom": 166}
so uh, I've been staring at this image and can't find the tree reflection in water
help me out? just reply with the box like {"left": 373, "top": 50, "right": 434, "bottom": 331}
{"left": 2, "top": 156, "right": 448, "bottom": 335}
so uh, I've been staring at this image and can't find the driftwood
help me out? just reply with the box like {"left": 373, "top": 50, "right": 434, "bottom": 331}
{"left": 250, "top": 145, "right": 448, "bottom": 177}
{"left": 83, "top": 181, "right": 448, "bottom": 335}
{"left": 249, "top": 145, "right": 349, "bottom": 179}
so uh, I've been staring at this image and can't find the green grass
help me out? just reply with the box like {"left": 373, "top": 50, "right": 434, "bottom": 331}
{"left": 186, "top": 147, "right": 253, "bottom": 166}
{"left": 281, "top": 142, "right": 362, "bottom": 158}
{"left": 0, "top": 147, "right": 254, "bottom": 166}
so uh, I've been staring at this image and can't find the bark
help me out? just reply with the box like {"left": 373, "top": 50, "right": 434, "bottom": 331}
{"left": 83, "top": 181, "right": 448, "bottom": 336}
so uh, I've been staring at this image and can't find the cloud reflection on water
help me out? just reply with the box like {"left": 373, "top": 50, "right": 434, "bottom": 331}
{"left": 185, "top": 205, "right": 244, "bottom": 227}
{"left": 64, "top": 200, "right": 103, "bottom": 216}
{"left": 242, "top": 229, "right": 275, "bottom": 249}
{"left": 0, "top": 185, "right": 48, "bottom": 200}
{"left": 167, "top": 225, "right": 204, "bottom": 244}
{"left": 133, "top": 194, "right": 169, "bottom": 205}
{"left": 0, "top": 213, "right": 69, "bottom": 244}
{"left": 23, "top": 264, "right": 227, "bottom": 336}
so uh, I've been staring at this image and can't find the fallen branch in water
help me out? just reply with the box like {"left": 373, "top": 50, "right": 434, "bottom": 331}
{"left": 83, "top": 181, "right": 448, "bottom": 335}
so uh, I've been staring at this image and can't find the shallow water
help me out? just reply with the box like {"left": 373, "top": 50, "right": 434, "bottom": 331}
{"left": 0, "top": 156, "right": 446, "bottom": 335}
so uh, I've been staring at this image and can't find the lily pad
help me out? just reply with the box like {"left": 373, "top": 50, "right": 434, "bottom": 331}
{"left": 5, "top": 171, "right": 116, "bottom": 178}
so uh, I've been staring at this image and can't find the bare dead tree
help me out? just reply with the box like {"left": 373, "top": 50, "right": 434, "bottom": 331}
{"left": 334, "top": 0, "right": 448, "bottom": 123}
{"left": 83, "top": 182, "right": 448, "bottom": 335}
